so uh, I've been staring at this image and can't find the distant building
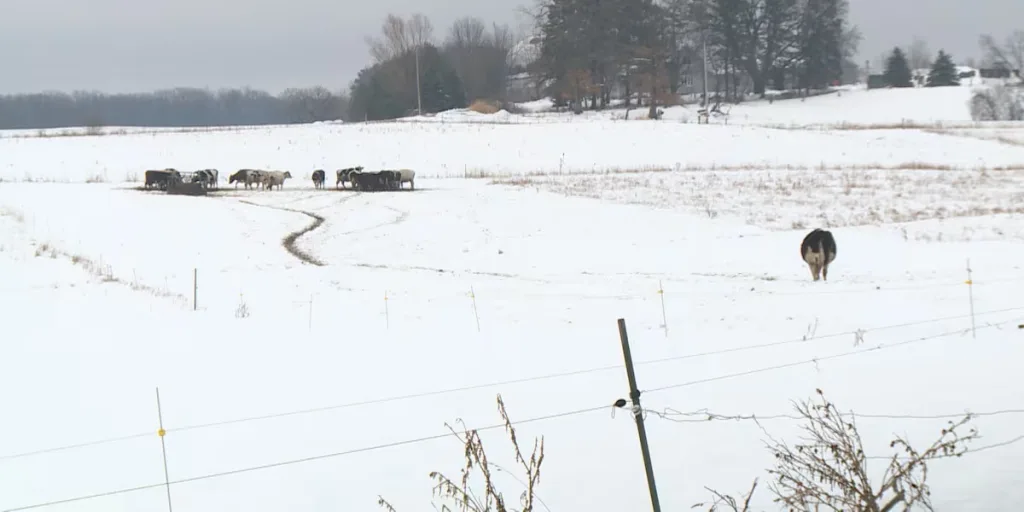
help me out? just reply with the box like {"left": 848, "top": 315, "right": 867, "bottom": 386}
{"left": 867, "top": 74, "right": 887, "bottom": 89}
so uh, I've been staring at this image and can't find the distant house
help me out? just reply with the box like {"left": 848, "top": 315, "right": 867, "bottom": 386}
{"left": 978, "top": 67, "right": 1020, "bottom": 79}
{"left": 867, "top": 74, "right": 887, "bottom": 89}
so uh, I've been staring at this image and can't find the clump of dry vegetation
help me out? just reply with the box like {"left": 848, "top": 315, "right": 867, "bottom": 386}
{"left": 469, "top": 100, "right": 503, "bottom": 115}
{"left": 0, "top": 206, "right": 25, "bottom": 224}
{"left": 378, "top": 394, "right": 545, "bottom": 512}
{"left": 695, "top": 389, "right": 978, "bottom": 511}
{"left": 31, "top": 241, "right": 186, "bottom": 304}
{"left": 491, "top": 166, "right": 1024, "bottom": 233}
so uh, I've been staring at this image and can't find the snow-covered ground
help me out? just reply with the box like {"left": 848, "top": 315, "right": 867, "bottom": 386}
{"left": 2, "top": 87, "right": 1024, "bottom": 512}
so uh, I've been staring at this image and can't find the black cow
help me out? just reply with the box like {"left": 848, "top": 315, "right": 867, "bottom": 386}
{"left": 312, "top": 169, "right": 326, "bottom": 189}
{"left": 144, "top": 168, "right": 181, "bottom": 190}
{"left": 800, "top": 228, "right": 837, "bottom": 281}
{"left": 350, "top": 170, "right": 402, "bottom": 191}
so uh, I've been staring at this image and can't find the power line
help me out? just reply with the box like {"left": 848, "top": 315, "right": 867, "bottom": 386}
{"left": 642, "top": 318, "right": 1019, "bottom": 395}
{"left": 4, "top": 306, "right": 1021, "bottom": 462}
{"left": 2, "top": 403, "right": 610, "bottom": 512}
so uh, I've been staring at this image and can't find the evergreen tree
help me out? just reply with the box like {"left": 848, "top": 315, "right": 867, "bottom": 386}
{"left": 346, "top": 45, "right": 467, "bottom": 121}
{"left": 883, "top": 47, "right": 913, "bottom": 87}
{"left": 926, "top": 50, "right": 960, "bottom": 87}
{"left": 416, "top": 44, "right": 467, "bottom": 112}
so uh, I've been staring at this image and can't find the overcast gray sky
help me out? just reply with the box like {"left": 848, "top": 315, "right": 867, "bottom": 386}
{"left": 1, "top": 0, "right": 1022, "bottom": 95}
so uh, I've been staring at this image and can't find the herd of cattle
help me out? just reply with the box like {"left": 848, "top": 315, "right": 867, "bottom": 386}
{"left": 142, "top": 166, "right": 416, "bottom": 192}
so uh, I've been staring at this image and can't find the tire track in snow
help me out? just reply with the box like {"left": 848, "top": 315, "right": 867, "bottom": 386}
{"left": 338, "top": 205, "right": 409, "bottom": 236}
{"left": 237, "top": 197, "right": 352, "bottom": 267}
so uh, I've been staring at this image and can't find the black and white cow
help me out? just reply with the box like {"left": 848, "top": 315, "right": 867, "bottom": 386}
{"left": 227, "top": 169, "right": 266, "bottom": 189}
{"left": 191, "top": 169, "right": 219, "bottom": 189}
{"left": 800, "top": 228, "right": 837, "bottom": 282}
{"left": 335, "top": 166, "right": 364, "bottom": 189}
{"left": 193, "top": 168, "right": 219, "bottom": 189}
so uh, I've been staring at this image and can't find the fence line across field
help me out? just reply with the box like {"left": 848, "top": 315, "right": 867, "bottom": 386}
{"left": 3, "top": 306, "right": 1020, "bottom": 466}
{"left": 4, "top": 314, "right": 1024, "bottom": 512}
{"left": 167, "top": 263, "right": 1024, "bottom": 335}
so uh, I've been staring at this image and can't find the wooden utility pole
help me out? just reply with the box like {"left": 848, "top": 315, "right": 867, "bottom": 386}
{"left": 617, "top": 318, "right": 662, "bottom": 512}
{"left": 415, "top": 45, "right": 422, "bottom": 115}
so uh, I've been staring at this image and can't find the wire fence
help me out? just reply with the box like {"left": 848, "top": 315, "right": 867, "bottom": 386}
{"left": 4, "top": 305, "right": 1021, "bottom": 464}
{"left": 2, "top": 307, "right": 1022, "bottom": 512}
{"left": 116, "top": 262, "right": 1024, "bottom": 338}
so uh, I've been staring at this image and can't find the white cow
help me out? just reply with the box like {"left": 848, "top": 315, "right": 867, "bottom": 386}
{"left": 262, "top": 170, "right": 292, "bottom": 190}
{"left": 396, "top": 168, "right": 415, "bottom": 190}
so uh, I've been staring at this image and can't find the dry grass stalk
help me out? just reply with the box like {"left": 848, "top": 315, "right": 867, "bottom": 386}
{"left": 378, "top": 394, "right": 545, "bottom": 512}
{"left": 692, "top": 479, "right": 759, "bottom": 511}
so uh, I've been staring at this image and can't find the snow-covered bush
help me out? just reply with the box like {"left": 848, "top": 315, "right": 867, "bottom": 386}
{"left": 969, "top": 85, "right": 1024, "bottom": 121}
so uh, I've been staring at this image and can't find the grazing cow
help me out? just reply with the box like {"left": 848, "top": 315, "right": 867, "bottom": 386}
{"left": 228, "top": 170, "right": 247, "bottom": 188}
{"left": 237, "top": 169, "right": 267, "bottom": 189}
{"left": 398, "top": 168, "right": 415, "bottom": 189}
{"left": 335, "top": 166, "right": 364, "bottom": 189}
{"left": 191, "top": 169, "right": 214, "bottom": 188}
{"left": 382, "top": 170, "right": 402, "bottom": 190}
{"left": 196, "top": 168, "right": 219, "bottom": 188}
{"left": 262, "top": 170, "right": 292, "bottom": 190}
{"left": 392, "top": 168, "right": 415, "bottom": 189}
{"left": 312, "top": 169, "right": 326, "bottom": 189}
{"left": 166, "top": 172, "right": 207, "bottom": 196}
{"left": 144, "top": 168, "right": 181, "bottom": 190}
{"left": 351, "top": 170, "right": 400, "bottom": 191}
{"left": 229, "top": 169, "right": 264, "bottom": 189}
{"left": 800, "top": 228, "right": 837, "bottom": 282}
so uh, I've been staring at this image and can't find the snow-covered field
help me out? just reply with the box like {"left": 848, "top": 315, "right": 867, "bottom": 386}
{"left": 2, "top": 86, "right": 1024, "bottom": 512}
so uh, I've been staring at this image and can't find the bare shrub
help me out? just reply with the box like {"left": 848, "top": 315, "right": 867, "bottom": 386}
{"left": 969, "top": 85, "right": 1024, "bottom": 121}
{"left": 378, "top": 394, "right": 545, "bottom": 512}
{"left": 235, "top": 294, "right": 251, "bottom": 319}
{"left": 0, "top": 207, "right": 25, "bottom": 224}
{"left": 85, "top": 173, "right": 107, "bottom": 184}
{"left": 699, "top": 389, "right": 978, "bottom": 511}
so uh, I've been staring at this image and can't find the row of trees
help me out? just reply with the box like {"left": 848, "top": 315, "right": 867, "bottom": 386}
{"left": 0, "top": 87, "right": 348, "bottom": 130}
{"left": 531, "top": 0, "right": 862, "bottom": 115}
{"left": 4, "top": 15, "right": 1023, "bottom": 128}
{"left": 881, "top": 47, "right": 962, "bottom": 88}
{"left": 895, "top": 31, "right": 1024, "bottom": 75}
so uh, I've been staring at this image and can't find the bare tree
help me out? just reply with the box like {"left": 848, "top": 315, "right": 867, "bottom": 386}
{"left": 765, "top": 389, "right": 978, "bottom": 511}
{"left": 979, "top": 30, "right": 1024, "bottom": 71}
{"left": 907, "top": 37, "right": 932, "bottom": 70}
{"left": 443, "top": 17, "right": 518, "bottom": 102}
{"left": 407, "top": 13, "right": 435, "bottom": 47}
{"left": 280, "top": 86, "right": 345, "bottom": 122}
{"left": 447, "top": 17, "right": 488, "bottom": 48}
{"left": 366, "top": 13, "right": 436, "bottom": 63}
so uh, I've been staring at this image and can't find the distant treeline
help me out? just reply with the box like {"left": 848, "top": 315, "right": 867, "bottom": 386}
{"left": 0, "top": 87, "right": 349, "bottom": 130}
